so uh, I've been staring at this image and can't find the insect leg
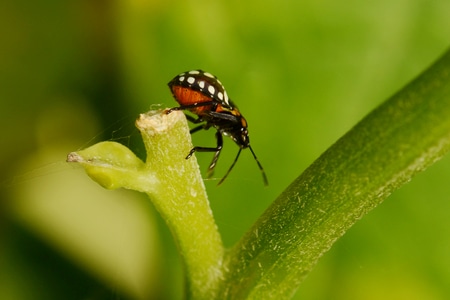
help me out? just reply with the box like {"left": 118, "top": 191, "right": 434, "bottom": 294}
{"left": 207, "top": 131, "right": 223, "bottom": 178}
{"left": 185, "top": 130, "right": 223, "bottom": 174}
{"left": 185, "top": 114, "right": 202, "bottom": 123}
{"left": 166, "top": 101, "right": 214, "bottom": 114}
{"left": 191, "top": 124, "right": 212, "bottom": 134}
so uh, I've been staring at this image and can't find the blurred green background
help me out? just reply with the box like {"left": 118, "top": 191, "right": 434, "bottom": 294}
{"left": 1, "top": 0, "right": 449, "bottom": 299}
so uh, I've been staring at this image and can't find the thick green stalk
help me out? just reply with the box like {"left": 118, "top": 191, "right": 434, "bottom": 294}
{"left": 68, "top": 110, "right": 224, "bottom": 299}
{"left": 218, "top": 49, "right": 450, "bottom": 299}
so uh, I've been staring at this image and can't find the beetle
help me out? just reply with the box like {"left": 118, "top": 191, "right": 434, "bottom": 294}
{"left": 166, "top": 69, "right": 268, "bottom": 186}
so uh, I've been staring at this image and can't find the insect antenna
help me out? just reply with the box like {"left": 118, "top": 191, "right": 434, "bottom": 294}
{"left": 248, "top": 145, "right": 269, "bottom": 186}
{"left": 217, "top": 146, "right": 268, "bottom": 186}
{"left": 217, "top": 149, "right": 242, "bottom": 186}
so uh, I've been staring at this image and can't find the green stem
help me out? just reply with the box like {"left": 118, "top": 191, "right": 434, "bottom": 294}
{"left": 67, "top": 48, "right": 450, "bottom": 299}
{"left": 218, "top": 49, "right": 450, "bottom": 299}
{"left": 68, "top": 110, "right": 224, "bottom": 299}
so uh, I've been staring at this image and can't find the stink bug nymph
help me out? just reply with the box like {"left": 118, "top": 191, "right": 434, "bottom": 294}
{"left": 166, "top": 69, "right": 268, "bottom": 186}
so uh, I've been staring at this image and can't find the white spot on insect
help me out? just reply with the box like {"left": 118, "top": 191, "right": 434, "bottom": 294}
{"left": 217, "top": 92, "right": 224, "bottom": 100}
{"left": 179, "top": 76, "right": 185, "bottom": 82}
{"left": 203, "top": 72, "right": 215, "bottom": 78}
{"left": 188, "top": 70, "right": 200, "bottom": 75}
{"left": 224, "top": 91, "right": 230, "bottom": 104}
{"left": 198, "top": 81, "right": 205, "bottom": 89}
{"left": 187, "top": 77, "right": 195, "bottom": 85}
{"left": 208, "top": 85, "right": 215, "bottom": 95}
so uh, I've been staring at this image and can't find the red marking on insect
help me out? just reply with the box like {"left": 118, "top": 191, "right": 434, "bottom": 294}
{"left": 166, "top": 70, "right": 268, "bottom": 186}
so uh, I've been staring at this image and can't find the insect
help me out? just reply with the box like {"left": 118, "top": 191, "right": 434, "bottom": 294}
{"left": 166, "top": 70, "right": 268, "bottom": 186}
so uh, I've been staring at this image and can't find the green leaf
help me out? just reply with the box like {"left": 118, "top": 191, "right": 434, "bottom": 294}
{"left": 67, "top": 141, "right": 149, "bottom": 190}
{"left": 219, "top": 49, "right": 450, "bottom": 299}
